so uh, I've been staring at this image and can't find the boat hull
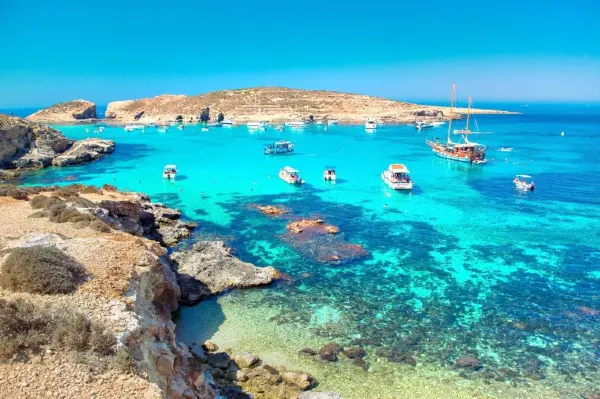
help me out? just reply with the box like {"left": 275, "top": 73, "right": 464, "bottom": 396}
{"left": 426, "top": 140, "right": 486, "bottom": 164}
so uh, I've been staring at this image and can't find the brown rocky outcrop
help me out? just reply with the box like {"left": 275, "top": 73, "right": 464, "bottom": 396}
{"left": 172, "top": 241, "right": 278, "bottom": 304}
{"left": 0, "top": 114, "right": 114, "bottom": 169}
{"left": 26, "top": 99, "right": 97, "bottom": 123}
{"left": 252, "top": 204, "right": 288, "bottom": 216}
{"left": 286, "top": 219, "right": 340, "bottom": 235}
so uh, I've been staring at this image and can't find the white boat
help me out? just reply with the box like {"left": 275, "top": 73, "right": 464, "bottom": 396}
{"left": 381, "top": 164, "right": 413, "bottom": 190}
{"left": 201, "top": 127, "right": 209, "bottom": 132}
{"left": 415, "top": 121, "right": 435, "bottom": 131}
{"left": 279, "top": 166, "right": 304, "bottom": 185}
{"left": 514, "top": 174, "right": 535, "bottom": 191}
{"left": 265, "top": 140, "right": 294, "bottom": 155}
{"left": 125, "top": 124, "right": 145, "bottom": 132}
{"left": 285, "top": 121, "right": 305, "bottom": 128}
{"left": 177, "top": 125, "right": 184, "bottom": 130}
{"left": 328, "top": 120, "right": 338, "bottom": 125}
{"left": 157, "top": 126, "right": 167, "bottom": 133}
{"left": 499, "top": 147, "right": 513, "bottom": 152}
{"left": 365, "top": 118, "right": 378, "bottom": 130}
{"left": 324, "top": 166, "right": 336, "bottom": 182}
{"left": 85, "top": 128, "right": 90, "bottom": 133}
{"left": 247, "top": 121, "right": 267, "bottom": 130}
{"left": 276, "top": 125, "right": 284, "bottom": 131}
{"left": 162, "top": 164, "right": 177, "bottom": 180}
{"left": 222, "top": 119, "right": 236, "bottom": 127}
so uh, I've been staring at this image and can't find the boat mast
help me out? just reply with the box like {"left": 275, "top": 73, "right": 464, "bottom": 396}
{"left": 447, "top": 83, "right": 455, "bottom": 144}
{"left": 464, "top": 96, "right": 472, "bottom": 142}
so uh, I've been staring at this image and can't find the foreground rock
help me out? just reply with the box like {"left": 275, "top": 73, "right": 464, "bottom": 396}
{"left": 172, "top": 241, "right": 279, "bottom": 304}
{"left": 0, "top": 114, "right": 113, "bottom": 169}
{"left": 0, "top": 193, "right": 215, "bottom": 399}
{"left": 26, "top": 99, "right": 97, "bottom": 123}
{"left": 198, "top": 346, "right": 317, "bottom": 398}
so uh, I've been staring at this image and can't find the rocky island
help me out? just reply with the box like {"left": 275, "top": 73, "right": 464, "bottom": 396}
{"left": 26, "top": 99, "right": 97, "bottom": 123}
{"left": 0, "top": 114, "right": 114, "bottom": 170}
{"left": 28, "top": 87, "right": 516, "bottom": 125}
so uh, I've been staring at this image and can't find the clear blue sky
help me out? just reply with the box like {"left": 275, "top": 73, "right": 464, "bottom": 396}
{"left": 1, "top": 0, "right": 599, "bottom": 107}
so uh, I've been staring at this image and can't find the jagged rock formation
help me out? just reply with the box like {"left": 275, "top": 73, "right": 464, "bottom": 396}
{"left": 0, "top": 114, "right": 114, "bottom": 169}
{"left": 172, "top": 241, "right": 279, "bottom": 304}
{"left": 52, "top": 138, "right": 115, "bottom": 166}
{"left": 26, "top": 99, "right": 97, "bottom": 123}
{"left": 104, "top": 87, "right": 515, "bottom": 124}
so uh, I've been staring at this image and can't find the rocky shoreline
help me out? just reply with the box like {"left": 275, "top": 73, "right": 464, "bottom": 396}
{"left": 0, "top": 184, "right": 342, "bottom": 398}
{"left": 0, "top": 114, "right": 114, "bottom": 170}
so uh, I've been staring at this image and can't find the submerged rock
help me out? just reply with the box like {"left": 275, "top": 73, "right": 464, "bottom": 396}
{"left": 253, "top": 204, "right": 288, "bottom": 216}
{"left": 455, "top": 355, "right": 481, "bottom": 369}
{"left": 298, "top": 348, "right": 318, "bottom": 356}
{"left": 342, "top": 347, "right": 366, "bottom": 359}
{"left": 286, "top": 219, "right": 340, "bottom": 235}
{"left": 318, "top": 343, "right": 343, "bottom": 362}
{"left": 172, "top": 241, "right": 279, "bottom": 304}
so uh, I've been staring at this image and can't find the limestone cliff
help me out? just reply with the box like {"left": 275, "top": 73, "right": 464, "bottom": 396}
{"left": 104, "top": 87, "right": 516, "bottom": 124}
{"left": 0, "top": 114, "right": 114, "bottom": 169}
{"left": 26, "top": 99, "right": 97, "bottom": 123}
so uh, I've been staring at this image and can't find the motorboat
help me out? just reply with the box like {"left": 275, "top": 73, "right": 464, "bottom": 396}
{"left": 426, "top": 84, "right": 486, "bottom": 164}
{"left": 285, "top": 121, "right": 305, "bottom": 128}
{"left": 247, "top": 121, "right": 267, "bottom": 130}
{"left": 324, "top": 166, "right": 336, "bottom": 182}
{"left": 365, "top": 118, "right": 378, "bottom": 130}
{"left": 177, "top": 124, "right": 184, "bottom": 130}
{"left": 162, "top": 164, "right": 177, "bottom": 179}
{"left": 279, "top": 166, "right": 304, "bottom": 185}
{"left": 328, "top": 120, "right": 339, "bottom": 125}
{"left": 276, "top": 125, "right": 284, "bottom": 131}
{"left": 381, "top": 164, "right": 413, "bottom": 190}
{"left": 264, "top": 140, "right": 294, "bottom": 155}
{"left": 157, "top": 126, "right": 167, "bottom": 133}
{"left": 124, "top": 124, "right": 145, "bottom": 132}
{"left": 221, "top": 119, "right": 236, "bottom": 127}
{"left": 415, "top": 121, "right": 435, "bottom": 131}
{"left": 201, "top": 127, "right": 209, "bottom": 132}
{"left": 499, "top": 147, "right": 513, "bottom": 152}
{"left": 514, "top": 174, "right": 535, "bottom": 191}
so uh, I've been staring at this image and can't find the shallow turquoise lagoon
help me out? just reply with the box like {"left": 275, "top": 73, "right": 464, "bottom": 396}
{"left": 20, "top": 106, "right": 600, "bottom": 395}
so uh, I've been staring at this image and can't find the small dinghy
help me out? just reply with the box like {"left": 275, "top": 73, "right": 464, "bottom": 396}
{"left": 499, "top": 147, "right": 513, "bottom": 152}
{"left": 513, "top": 174, "right": 535, "bottom": 191}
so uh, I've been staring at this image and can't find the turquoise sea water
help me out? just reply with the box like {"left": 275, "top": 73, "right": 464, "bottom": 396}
{"left": 17, "top": 104, "right": 600, "bottom": 396}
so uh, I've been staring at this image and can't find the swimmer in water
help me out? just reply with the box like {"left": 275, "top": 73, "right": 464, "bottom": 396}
{"left": 200, "top": 191, "right": 204, "bottom": 196}
{"left": 383, "top": 204, "right": 388, "bottom": 208}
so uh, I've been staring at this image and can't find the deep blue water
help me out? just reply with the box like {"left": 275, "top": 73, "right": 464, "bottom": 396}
{"left": 11, "top": 104, "right": 600, "bottom": 395}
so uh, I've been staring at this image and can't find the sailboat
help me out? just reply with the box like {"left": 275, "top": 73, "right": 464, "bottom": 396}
{"left": 425, "top": 83, "right": 486, "bottom": 164}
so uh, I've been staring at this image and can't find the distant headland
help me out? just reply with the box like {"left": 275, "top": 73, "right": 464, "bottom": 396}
{"left": 25, "top": 87, "right": 518, "bottom": 124}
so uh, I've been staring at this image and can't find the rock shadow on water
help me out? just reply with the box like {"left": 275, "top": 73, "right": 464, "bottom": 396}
{"left": 174, "top": 295, "right": 226, "bottom": 346}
